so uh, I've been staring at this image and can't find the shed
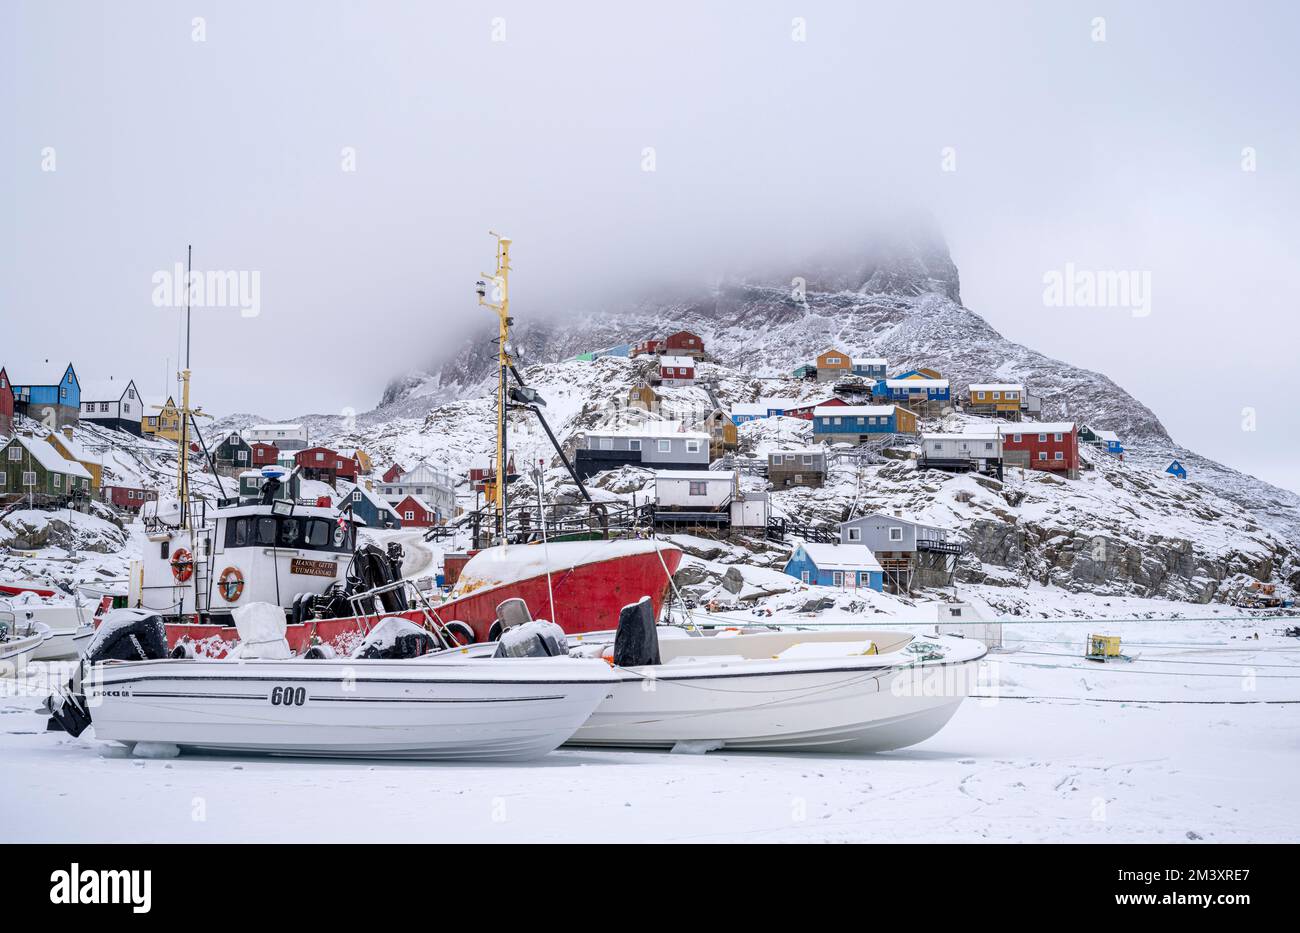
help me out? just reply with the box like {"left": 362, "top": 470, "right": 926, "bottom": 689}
{"left": 784, "top": 542, "right": 883, "bottom": 591}
{"left": 1166, "top": 459, "right": 1187, "bottom": 480}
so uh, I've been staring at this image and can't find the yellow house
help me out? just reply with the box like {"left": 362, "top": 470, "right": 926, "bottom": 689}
{"left": 626, "top": 383, "right": 661, "bottom": 412}
{"left": 705, "top": 409, "right": 738, "bottom": 458}
{"left": 815, "top": 348, "right": 852, "bottom": 382}
{"left": 142, "top": 396, "right": 182, "bottom": 441}
{"left": 339, "top": 447, "right": 373, "bottom": 475}
{"left": 967, "top": 383, "right": 1023, "bottom": 415}
{"left": 47, "top": 427, "right": 102, "bottom": 493}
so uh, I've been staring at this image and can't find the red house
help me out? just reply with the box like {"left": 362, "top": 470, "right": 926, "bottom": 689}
{"left": 295, "top": 446, "right": 360, "bottom": 485}
{"left": 381, "top": 463, "right": 404, "bottom": 483}
{"left": 393, "top": 494, "right": 437, "bottom": 528}
{"left": 103, "top": 485, "right": 158, "bottom": 512}
{"left": 250, "top": 442, "right": 279, "bottom": 467}
{"left": 659, "top": 355, "right": 696, "bottom": 386}
{"left": 664, "top": 330, "right": 704, "bottom": 359}
{"left": 0, "top": 366, "right": 13, "bottom": 435}
{"left": 785, "top": 396, "right": 848, "bottom": 420}
{"left": 632, "top": 338, "right": 665, "bottom": 357}
{"left": 469, "top": 454, "right": 517, "bottom": 491}
{"left": 999, "top": 422, "right": 1079, "bottom": 477}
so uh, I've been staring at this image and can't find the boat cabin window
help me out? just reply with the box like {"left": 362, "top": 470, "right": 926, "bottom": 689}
{"left": 225, "top": 514, "right": 352, "bottom": 553}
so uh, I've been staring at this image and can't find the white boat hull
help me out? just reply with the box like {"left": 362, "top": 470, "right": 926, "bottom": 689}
{"left": 87, "top": 655, "right": 615, "bottom": 761}
{"left": 4, "top": 604, "right": 89, "bottom": 661}
{"left": 1, "top": 624, "right": 52, "bottom": 677}
{"left": 571, "top": 632, "right": 986, "bottom": 753}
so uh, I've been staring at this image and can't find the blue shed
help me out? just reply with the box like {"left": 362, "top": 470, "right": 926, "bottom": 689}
{"left": 11, "top": 362, "right": 80, "bottom": 429}
{"left": 1165, "top": 460, "right": 1187, "bottom": 480}
{"left": 876, "top": 377, "right": 950, "bottom": 404}
{"left": 784, "top": 542, "right": 884, "bottom": 591}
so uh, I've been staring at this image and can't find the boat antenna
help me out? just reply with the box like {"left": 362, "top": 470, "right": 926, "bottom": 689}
{"left": 477, "top": 232, "right": 512, "bottom": 548}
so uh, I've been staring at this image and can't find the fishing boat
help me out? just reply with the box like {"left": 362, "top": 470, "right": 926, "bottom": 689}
{"left": 564, "top": 600, "right": 987, "bottom": 753}
{"left": 51, "top": 609, "right": 615, "bottom": 761}
{"left": 1, "top": 610, "right": 51, "bottom": 677}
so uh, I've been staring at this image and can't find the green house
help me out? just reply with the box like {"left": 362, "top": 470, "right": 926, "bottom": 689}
{"left": 0, "top": 434, "right": 93, "bottom": 500}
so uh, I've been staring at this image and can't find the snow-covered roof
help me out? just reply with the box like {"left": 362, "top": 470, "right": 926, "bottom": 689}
{"left": 922, "top": 432, "right": 999, "bottom": 442}
{"left": 586, "top": 422, "right": 707, "bottom": 440}
{"left": 730, "top": 403, "right": 770, "bottom": 417}
{"left": 885, "top": 378, "right": 949, "bottom": 389}
{"left": 851, "top": 357, "right": 887, "bottom": 366}
{"left": 994, "top": 422, "right": 1076, "bottom": 435}
{"left": 47, "top": 430, "right": 94, "bottom": 463}
{"left": 768, "top": 447, "right": 826, "bottom": 457}
{"left": 840, "top": 511, "right": 942, "bottom": 532}
{"left": 12, "top": 362, "right": 74, "bottom": 386}
{"left": 349, "top": 485, "right": 401, "bottom": 516}
{"left": 249, "top": 423, "right": 305, "bottom": 433}
{"left": 814, "top": 405, "right": 896, "bottom": 417}
{"left": 1095, "top": 430, "right": 1120, "bottom": 442}
{"left": 969, "top": 383, "right": 1023, "bottom": 392}
{"left": 654, "top": 470, "right": 735, "bottom": 482}
{"left": 7, "top": 435, "right": 92, "bottom": 479}
{"left": 659, "top": 355, "right": 695, "bottom": 368}
{"left": 791, "top": 542, "right": 883, "bottom": 572}
{"left": 80, "top": 378, "right": 134, "bottom": 401}
{"left": 395, "top": 494, "right": 436, "bottom": 513}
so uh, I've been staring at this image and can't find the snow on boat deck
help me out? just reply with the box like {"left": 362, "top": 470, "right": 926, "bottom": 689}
{"left": 2, "top": 618, "right": 1297, "bottom": 843}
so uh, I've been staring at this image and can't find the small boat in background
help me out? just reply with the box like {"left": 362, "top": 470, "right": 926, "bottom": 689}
{"left": 0, "top": 579, "right": 57, "bottom": 598}
{"left": 1, "top": 611, "right": 51, "bottom": 677}
{"left": 0, "top": 592, "right": 100, "bottom": 661}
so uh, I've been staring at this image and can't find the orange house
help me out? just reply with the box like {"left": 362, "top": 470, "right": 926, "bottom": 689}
{"left": 815, "top": 348, "right": 853, "bottom": 382}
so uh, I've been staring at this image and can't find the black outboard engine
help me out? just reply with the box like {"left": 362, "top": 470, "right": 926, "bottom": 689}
{"left": 45, "top": 610, "right": 170, "bottom": 737}
{"left": 613, "top": 596, "right": 660, "bottom": 667}
{"left": 259, "top": 474, "right": 283, "bottom": 505}
{"left": 348, "top": 543, "right": 409, "bottom": 614}
{"left": 353, "top": 617, "right": 437, "bottom": 659}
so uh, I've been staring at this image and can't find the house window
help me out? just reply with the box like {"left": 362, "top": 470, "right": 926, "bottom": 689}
{"left": 237, "top": 450, "right": 247, "bottom": 462}
{"left": 128, "top": 388, "right": 135, "bottom": 398}
{"left": 61, "top": 387, "right": 67, "bottom": 398}
{"left": 352, "top": 491, "right": 361, "bottom": 501}
{"left": 685, "top": 440, "right": 701, "bottom": 453}
{"left": 832, "top": 571, "right": 844, "bottom": 587}
{"left": 404, "top": 510, "right": 414, "bottom": 521}
{"left": 1012, "top": 433, "right": 1022, "bottom": 442}
{"left": 933, "top": 442, "right": 944, "bottom": 451}
{"left": 99, "top": 402, "right": 109, "bottom": 412}
{"left": 123, "top": 403, "right": 130, "bottom": 413}
{"left": 1038, "top": 433, "right": 1047, "bottom": 442}
{"left": 658, "top": 439, "right": 671, "bottom": 453}
{"left": 801, "top": 455, "right": 812, "bottom": 465}
{"left": 688, "top": 481, "right": 708, "bottom": 496}
{"left": 1055, "top": 451, "right": 1064, "bottom": 460}
{"left": 315, "top": 452, "right": 324, "bottom": 461}
{"left": 629, "top": 439, "right": 641, "bottom": 451}
{"left": 992, "top": 392, "right": 1000, "bottom": 399}
{"left": 22, "top": 471, "right": 36, "bottom": 486}
{"left": 833, "top": 417, "right": 841, "bottom": 425}
{"left": 859, "top": 571, "right": 872, "bottom": 586}
{"left": 888, "top": 526, "right": 903, "bottom": 542}
{"left": 847, "top": 527, "right": 862, "bottom": 542}
{"left": 801, "top": 570, "right": 810, "bottom": 583}
{"left": 0, "top": 472, "right": 5, "bottom": 485}
{"left": 7, "top": 447, "right": 19, "bottom": 461}
{"left": 1038, "top": 452, "right": 1047, "bottom": 461}
{"left": 1053, "top": 433, "right": 1063, "bottom": 442}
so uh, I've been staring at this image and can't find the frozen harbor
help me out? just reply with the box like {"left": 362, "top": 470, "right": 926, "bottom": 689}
{"left": 3, "top": 613, "right": 1296, "bottom": 844}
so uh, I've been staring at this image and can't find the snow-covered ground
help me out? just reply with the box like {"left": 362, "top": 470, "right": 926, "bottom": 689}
{"left": 3, "top": 611, "right": 1296, "bottom": 843}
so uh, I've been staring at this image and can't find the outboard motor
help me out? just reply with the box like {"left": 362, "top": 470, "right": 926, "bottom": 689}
{"left": 613, "top": 596, "right": 660, "bottom": 667}
{"left": 493, "top": 619, "right": 569, "bottom": 658}
{"left": 45, "top": 610, "right": 170, "bottom": 737}
{"left": 495, "top": 598, "right": 532, "bottom": 632}
{"left": 353, "top": 616, "right": 437, "bottom": 659}
{"left": 348, "top": 543, "right": 409, "bottom": 614}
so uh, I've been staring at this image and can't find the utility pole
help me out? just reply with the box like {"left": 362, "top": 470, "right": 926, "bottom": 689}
{"left": 477, "top": 233, "right": 512, "bottom": 546}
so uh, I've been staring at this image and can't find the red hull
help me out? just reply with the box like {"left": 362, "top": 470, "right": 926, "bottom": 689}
{"left": 163, "top": 544, "right": 681, "bottom": 658}
{"left": 0, "top": 581, "right": 57, "bottom": 598}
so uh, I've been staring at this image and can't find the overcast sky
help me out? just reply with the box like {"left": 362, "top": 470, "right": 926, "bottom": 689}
{"left": 3, "top": 2, "right": 1298, "bottom": 492}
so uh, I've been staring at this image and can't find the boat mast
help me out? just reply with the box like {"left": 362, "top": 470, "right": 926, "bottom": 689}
{"left": 177, "top": 244, "right": 192, "bottom": 531}
{"left": 478, "top": 233, "right": 512, "bottom": 545}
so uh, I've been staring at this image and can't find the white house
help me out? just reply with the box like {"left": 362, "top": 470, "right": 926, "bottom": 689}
{"left": 244, "top": 423, "right": 309, "bottom": 451}
{"left": 380, "top": 459, "right": 457, "bottom": 521}
{"left": 653, "top": 469, "right": 735, "bottom": 524}
{"left": 79, "top": 378, "right": 143, "bottom": 435}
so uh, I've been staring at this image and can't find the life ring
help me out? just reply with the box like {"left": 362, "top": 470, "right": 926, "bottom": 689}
{"left": 217, "top": 567, "right": 245, "bottom": 602}
{"left": 170, "top": 548, "right": 194, "bottom": 583}
{"left": 442, "top": 620, "right": 475, "bottom": 647}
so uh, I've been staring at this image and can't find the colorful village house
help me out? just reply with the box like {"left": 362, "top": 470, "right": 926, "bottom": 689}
{"left": 244, "top": 423, "right": 309, "bottom": 452}
{"left": 664, "top": 330, "right": 705, "bottom": 360}
{"left": 380, "top": 463, "right": 404, "bottom": 484}
{"left": 237, "top": 468, "right": 301, "bottom": 502}
{"left": 658, "top": 355, "right": 696, "bottom": 386}
{"left": 1166, "top": 459, "right": 1188, "bottom": 480}
{"left": 342, "top": 485, "right": 403, "bottom": 529}
{"left": 626, "top": 383, "right": 661, "bottom": 412}
{"left": 784, "top": 542, "right": 884, "bottom": 592}
{"left": 993, "top": 422, "right": 1079, "bottom": 478}
{"left": 393, "top": 493, "right": 438, "bottom": 528}
{"left": 918, "top": 432, "right": 1003, "bottom": 478}
{"left": 704, "top": 409, "right": 738, "bottom": 459}
{"left": 338, "top": 447, "right": 373, "bottom": 475}
{"left": 0, "top": 366, "right": 14, "bottom": 435}
{"left": 382, "top": 460, "right": 456, "bottom": 521}
{"left": 730, "top": 402, "right": 770, "bottom": 425}
{"left": 79, "top": 377, "right": 143, "bottom": 435}
{"left": 46, "top": 427, "right": 102, "bottom": 493}
{"left": 812, "top": 404, "right": 917, "bottom": 443}
{"left": 249, "top": 441, "right": 280, "bottom": 467}
{"left": 214, "top": 431, "right": 254, "bottom": 476}
{"left": 576, "top": 423, "right": 709, "bottom": 479}
{"left": 837, "top": 512, "right": 959, "bottom": 594}
{"left": 966, "top": 383, "right": 1024, "bottom": 419}
{"left": 141, "top": 395, "right": 182, "bottom": 441}
{"left": 652, "top": 469, "right": 736, "bottom": 528}
{"left": 792, "top": 364, "right": 817, "bottom": 381}
{"left": 632, "top": 338, "right": 665, "bottom": 357}
{"left": 102, "top": 484, "right": 158, "bottom": 513}
{"left": 875, "top": 377, "right": 951, "bottom": 414}
{"left": 294, "top": 446, "right": 360, "bottom": 487}
{"left": 815, "top": 348, "right": 852, "bottom": 382}
{"left": 1096, "top": 430, "right": 1124, "bottom": 456}
{"left": 0, "top": 433, "right": 94, "bottom": 503}
{"left": 10, "top": 362, "right": 80, "bottom": 430}
{"left": 784, "top": 396, "right": 848, "bottom": 420}
{"left": 768, "top": 447, "right": 826, "bottom": 488}
{"left": 851, "top": 358, "right": 888, "bottom": 380}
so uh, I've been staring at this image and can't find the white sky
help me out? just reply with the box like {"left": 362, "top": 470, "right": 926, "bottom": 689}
{"left": 3, "top": 1, "right": 1298, "bottom": 491}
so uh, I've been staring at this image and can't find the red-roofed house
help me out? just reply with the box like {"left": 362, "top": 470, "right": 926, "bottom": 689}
{"left": 381, "top": 463, "right": 404, "bottom": 483}
{"left": 665, "top": 330, "right": 705, "bottom": 360}
{"left": 393, "top": 494, "right": 437, "bottom": 527}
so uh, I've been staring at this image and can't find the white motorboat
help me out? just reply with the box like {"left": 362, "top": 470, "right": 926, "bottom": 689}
{"left": 49, "top": 610, "right": 615, "bottom": 761}
{"left": 1, "top": 614, "right": 52, "bottom": 677}
{"left": 0, "top": 593, "right": 96, "bottom": 661}
{"left": 565, "top": 601, "right": 987, "bottom": 753}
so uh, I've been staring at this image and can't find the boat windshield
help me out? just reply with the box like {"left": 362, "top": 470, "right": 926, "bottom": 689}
{"left": 224, "top": 515, "right": 354, "bottom": 553}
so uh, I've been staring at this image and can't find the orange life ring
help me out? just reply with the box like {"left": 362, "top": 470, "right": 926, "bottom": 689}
{"left": 170, "top": 548, "right": 194, "bottom": 583}
{"left": 217, "top": 566, "right": 245, "bottom": 602}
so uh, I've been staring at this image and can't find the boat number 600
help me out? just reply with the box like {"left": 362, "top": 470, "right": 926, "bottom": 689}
{"left": 270, "top": 686, "right": 307, "bottom": 707}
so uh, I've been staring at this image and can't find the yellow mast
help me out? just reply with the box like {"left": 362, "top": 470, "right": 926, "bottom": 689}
{"left": 177, "top": 368, "right": 191, "bottom": 529}
{"left": 478, "top": 233, "right": 512, "bottom": 543}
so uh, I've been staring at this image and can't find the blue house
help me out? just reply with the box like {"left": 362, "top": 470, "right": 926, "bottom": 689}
{"left": 343, "top": 485, "right": 403, "bottom": 529}
{"left": 784, "top": 542, "right": 883, "bottom": 591}
{"left": 851, "top": 357, "right": 887, "bottom": 380}
{"left": 1166, "top": 459, "right": 1187, "bottom": 480}
{"left": 593, "top": 344, "right": 631, "bottom": 359}
{"left": 874, "top": 377, "right": 951, "bottom": 404}
{"left": 812, "top": 404, "right": 917, "bottom": 442}
{"left": 11, "top": 361, "right": 80, "bottom": 429}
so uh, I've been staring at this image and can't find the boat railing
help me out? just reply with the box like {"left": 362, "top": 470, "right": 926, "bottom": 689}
{"left": 343, "top": 579, "right": 458, "bottom": 650}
